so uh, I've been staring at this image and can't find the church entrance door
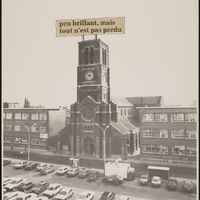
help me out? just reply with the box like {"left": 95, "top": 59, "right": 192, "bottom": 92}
{"left": 83, "top": 137, "right": 95, "bottom": 156}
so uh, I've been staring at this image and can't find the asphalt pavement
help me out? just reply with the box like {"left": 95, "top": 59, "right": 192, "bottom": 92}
{"left": 3, "top": 158, "right": 197, "bottom": 200}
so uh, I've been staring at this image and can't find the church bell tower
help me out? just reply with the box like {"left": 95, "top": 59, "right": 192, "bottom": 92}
{"left": 70, "top": 38, "right": 115, "bottom": 158}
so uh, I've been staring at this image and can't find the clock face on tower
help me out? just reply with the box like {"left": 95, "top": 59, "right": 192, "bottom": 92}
{"left": 85, "top": 71, "right": 94, "bottom": 81}
{"left": 81, "top": 105, "right": 95, "bottom": 122}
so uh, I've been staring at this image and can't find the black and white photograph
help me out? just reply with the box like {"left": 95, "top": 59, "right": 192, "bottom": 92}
{"left": 2, "top": 0, "right": 198, "bottom": 200}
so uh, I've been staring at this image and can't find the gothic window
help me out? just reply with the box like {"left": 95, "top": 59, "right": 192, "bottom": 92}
{"left": 90, "top": 47, "right": 94, "bottom": 64}
{"left": 102, "top": 49, "right": 107, "bottom": 65}
{"left": 84, "top": 47, "right": 89, "bottom": 64}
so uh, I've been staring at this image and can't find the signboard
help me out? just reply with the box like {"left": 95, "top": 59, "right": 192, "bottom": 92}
{"left": 56, "top": 17, "right": 125, "bottom": 37}
{"left": 40, "top": 133, "right": 48, "bottom": 139}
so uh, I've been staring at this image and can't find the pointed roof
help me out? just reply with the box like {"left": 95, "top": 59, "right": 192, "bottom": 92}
{"left": 80, "top": 96, "right": 97, "bottom": 105}
{"left": 111, "top": 96, "right": 133, "bottom": 107}
{"left": 126, "top": 96, "right": 163, "bottom": 106}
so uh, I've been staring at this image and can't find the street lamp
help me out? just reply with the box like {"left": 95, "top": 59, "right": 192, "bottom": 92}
{"left": 15, "top": 121, "right": 37, "bottom": 162}
{"left": 96, "top": 124, "right": 110, "bottom": 174}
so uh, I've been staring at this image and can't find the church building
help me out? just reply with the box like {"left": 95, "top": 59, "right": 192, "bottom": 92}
{"left": 69, "top": 38, "right": 140, "bottom": 159}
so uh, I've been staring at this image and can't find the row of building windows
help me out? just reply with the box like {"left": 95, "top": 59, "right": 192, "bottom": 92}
{"left": 4, "top": 124, "right": 47, "bottom": 133}
{"left": 83, "top": 124, "right": 94, "bottom": 132}
{"left": 142, "top": 145, "right": 196, "bottom": 156}
{"left": 3, "top": 112, "right": 47, "bottom": 120}
{"left": 4, "top": 137, "right": 47, "bottom": 146}
{"left": 120, "top": 108, "right": 132, "bottom": 117}
{"left": 141, "top": 129, "right": 196, "bottom": 139}
{"left": 142, "top": 113, "right": 196, "bottom": 123}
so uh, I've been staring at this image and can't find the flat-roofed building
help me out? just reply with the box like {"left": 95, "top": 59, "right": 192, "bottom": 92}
{"left": 137, "top": 106, "right": 197, "bottom": 162}
{"left": 3, "top": 106, "right": 66, "bottom": 150}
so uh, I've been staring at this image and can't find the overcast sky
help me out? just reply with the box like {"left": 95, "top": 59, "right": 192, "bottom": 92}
{"left": 3, "top": 0, "right": 198, "bottom": 108}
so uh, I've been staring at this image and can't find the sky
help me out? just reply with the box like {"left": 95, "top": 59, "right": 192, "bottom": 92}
{"left": 2, "top": 0, "right": 198, "bottom": 108}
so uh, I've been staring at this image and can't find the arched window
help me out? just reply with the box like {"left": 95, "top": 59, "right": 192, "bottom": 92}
{"left": 90, "top": 47, "right": 94, "bottom": 64}
{"left": 84, "top": 47, "right": 89, "bottom": 64}
{"left": 102, "top": 49, "right": 107, "bottom": 65}
{"left": 104, "top": 49, "right": 107, "bottom": 65}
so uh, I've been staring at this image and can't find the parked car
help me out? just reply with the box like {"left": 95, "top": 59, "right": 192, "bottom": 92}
{"left": 56, "top": 166, "right": 70, "bottom": 175}
{"left": 76, "top": 191, "right": 95, "bottom": 200}
{"left": 183, "top": 180, "right": 194, "bottom": 193}
{"left": 167, "top": 178, "right": 178, "bottom": 190}
{"left": 42, "top": 183, "right": 62, "bottom": 198}
{"left": 103, "top": 175, "right": 123, "bottom": 185}
{"left": 87, "top": 171, "right": 101, "bottom": 182}
{"left": 40, "top": 166, "right": 55, "bottom": 175}
{"left": 3, "top": 177, "right": 14, "bottom": 187}
{"left": 151, "top": 176, "right": 162, "bottom": 188}
{"left": 118, "top": 195, "right": 131, "bottom": 200}
{"left": 24, "top": 162, "right": 39, "bottom": 170}
{"left": 53, "top": 187, "right": 74, "bottom": 200}
{"left": 3, "top": 191, "right": 22, "bottom": 200}
{"left": 25, "top": 193, "right": 40, "bottom": 200}
{"left": 4, "top": 178, "right": 25, "bottom": 192}
{"left": 36, "top": 163, "right": 48, "bottom": 171}
{"left": 8, "top": 191, "right": 31, "bottom": 200}
{"left": 67, "top": 167, "right": 80, "bottom": 177}
{"left": 14, "top": 161, "right": 28, "bottom": 169}
{"left": 78, "top": 168, "right": 90, "bottom": 178}
{"left": 139, "top": 174, "right": 150, "bottom": 185}
{"left": 15, "top": 180, "right": 35, "bottom": 192}
{"left": 99, "top": 192, "right": 115, "bottom": 200}
{"left": 4, "top": 159, "right": 11, "bottom": 166}
{"left": 30, "top": 181, "right": 49, "bottom": 195}
{"left": 14, "top": 150, "right": 28, "bottom": 157}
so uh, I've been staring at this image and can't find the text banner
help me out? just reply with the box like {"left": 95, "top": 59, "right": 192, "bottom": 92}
{"left": 56, "top": 17, "right": 125, "bottom": 37}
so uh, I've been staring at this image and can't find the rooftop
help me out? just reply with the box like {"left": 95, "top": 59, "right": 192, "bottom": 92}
{"left": 126, "top": 96, "right": 163, "bottom": 106}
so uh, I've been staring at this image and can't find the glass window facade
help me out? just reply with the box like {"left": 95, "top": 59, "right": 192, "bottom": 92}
{"left": 39, "top": 113, "right": 47, "bottom": 120}
{"left": 14, "top": 113, "right": 21, "bottom": 119}
{"left": 31, "top": 113, "right": 39, "bottom": 120}
{"left": 171, "top": 113, "right": 184, "bottom": 122}
{"left": 142, "top": 129, "right": 168, "bottom": 138}
{"left": 171, "top": 129, "right": 185, "bottom": 139}
{"left": 143, "top": 145, "right": 168, "bottom": 154}
{"left": 185, "top": 113, "right": 197, "bottom": 122}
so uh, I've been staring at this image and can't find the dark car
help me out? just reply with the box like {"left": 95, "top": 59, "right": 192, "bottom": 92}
{"left": 103, "top": 175, "right": 123, "bottom": 186}
{"left": 40, "top": 166, "right": 55, "bottom": 175}
{"left": 67, "top": 167, "right": 80, "bottom": 177}
{"left": 24, "top": 161, "right": 39, "bottom": 170}
{"left": 167, "top": 178, "right": 178, "bottom": 190}
{"left": 87, "top": 171, "right": 101, "bottom": 182}
{"left": 78, "top": 168, "right": 90, "bottom": 178}
{"left": 3, "top": 159, "right": 11, "bottom": 166}
{"left": 100, "top": 192, "right": 115, "bottom": 200}
{"left": 30, "top": 181, "right": 49, "bottom": 195}
{"left": 139, "top": 174, "right": 150, "bottom": 185}
{"left": 183, "top": 180, "right": 194, "bottom": 193}
{"left": 15, "top": 181, "right": 35, "bottom": 192}
{"left": 14, "top": 149, "right": 28, "bottom": 157}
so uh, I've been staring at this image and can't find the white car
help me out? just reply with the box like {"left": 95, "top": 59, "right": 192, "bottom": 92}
{"left": 3, "top": 177, "right": 14, "bottom": 186}
{"left": 56, "top": 167, "right": 70, "bottom": 175}
{"left": 4, "top": 178, "right": 26, "bottom": 192}
{"left": 151, "top": 176, "right": 162, "bottom": 187}
{"left": 118, "top": 195, "right": 131, "bottom": 200}
{"left": 42, "top": 183, "right": 62, "bottom": 198}
{"left": 3, "top": 191, "right": 25, "bottom": 200}
{"left": 36, "top": 163, "right": 48, "bottom": 171}
{"left": 53, "top": 187, "right": 74, "bottom": 200}
{"left": 14, "top": 161, "right": 28, "bottom": 169}
{"left": 76, "top": 191, "right": 95, "bottom": 200}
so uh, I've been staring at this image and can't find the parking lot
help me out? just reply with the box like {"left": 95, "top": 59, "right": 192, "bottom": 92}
{"left": 3, "top": 158, "right": 197, "bottom": 200}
